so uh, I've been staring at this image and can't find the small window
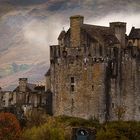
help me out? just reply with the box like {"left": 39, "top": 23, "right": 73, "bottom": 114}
{"left": 139, "top": 106, "right": 140, "bottom": 112}
{"left": 58, "top": 46, "right": 61, "bottom": 57}
{"left": 3, "top": 100, "right": 5, "bottom": 105}
{"left": 71, "top": 77, "right": 75, "bottom": 84}
{"left": 27, "top": 95, "right": 30, "bottom": 103}
{"left": 71, "top": 85, "right": 75, "bottom": 92}
{"left": 99, "top": 46, "right": 102, "bottom": 56}
{"left": 112, "top": 103, "right": 115, "bottom": 108}
{"left": 92, "top": 85, "right": 94, "bottom": 91}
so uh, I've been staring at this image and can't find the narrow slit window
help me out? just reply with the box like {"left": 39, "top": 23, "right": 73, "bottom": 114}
{"left": 71, "top": 77, "right": 75, "bottom": 84}
{"left": 71, "top": 85, "right": 75, "bottom": 92}
{"left": 92, "top": 85, "right": 94, "bottom": 91}
{"left": 99, "top": 45, "right": 102, "bottom": 56}
{"left": 112, "top": 103, "right": 115, "bottom": 109}
{"left": 139, "top": 106, "right": 140, "bottom": 112}
{"left": 70, "top": 77, "right": 75, "bottom": 92}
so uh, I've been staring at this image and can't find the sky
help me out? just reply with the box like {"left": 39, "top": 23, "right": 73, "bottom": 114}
{"left": 0, "top": 0, "right": 140, "bottom": 89}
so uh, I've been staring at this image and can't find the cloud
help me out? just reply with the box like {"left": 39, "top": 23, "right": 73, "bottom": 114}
{"left": 88, "top": 12, "right": 140, "bottom": 34}
{"left": 1, "top": 0, "right": 140, "bottom": 15}
{"left": 1, "top": 0, "right": 140, "bottom": 89}
{"left": 23, "top": 20, "right": 48, "bottom": 47}
{"left": 22, "top": 15, "right": 67, "bottom": 61}
{"left": 1, "top": 1, "right": 140, "bottom": 65}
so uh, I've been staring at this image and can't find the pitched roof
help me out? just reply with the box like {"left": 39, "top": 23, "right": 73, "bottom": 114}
{"left": 34, "top": 85, "right": 45, "bottom": 91}
{"left": 27, "top": 83, "right": 36, "bottom": 92}
{"left": 58, "top": 30, "right": 66, "bottom": 40}
{"left": 45, "top": 68, "right": 50, "bottom": 76}
{"left": 13, "top": 83, "right": 45, "bottom": 93}
{"left": 129, "top": 27, "right": 140, "bottom": 39}
{"left": 82, "top": 24, "right": 120, "bottom": 46}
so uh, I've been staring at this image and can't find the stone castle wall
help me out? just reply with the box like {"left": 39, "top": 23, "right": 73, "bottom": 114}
{"left": 49, "top": 15, "right": 140, "bottom": 122}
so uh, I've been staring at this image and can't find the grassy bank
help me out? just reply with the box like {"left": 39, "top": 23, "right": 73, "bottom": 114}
{"left": 20, "top": 114, "right": 140, "bottom": 140}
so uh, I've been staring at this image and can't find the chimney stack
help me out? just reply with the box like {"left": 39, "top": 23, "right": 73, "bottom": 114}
{"left": 110, "top": 22, "right": 126, "bottom": 48}
{"left": 70, "top": 15, "right": 84, "bottom": 47}
{"left": 19, "top": 78, "right": 27, "bottom": 92}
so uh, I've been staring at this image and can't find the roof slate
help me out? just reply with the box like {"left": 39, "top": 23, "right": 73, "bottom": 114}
{"left": 45, "top": 68, "right": 50, "bottom": 76}
{"left": 58, "top": 30, "right": 66, "bottom": 40}
{"left": 27, "top": 83, "right": 36, "bottom": 92}
{"left": 82, "top": 24, "right": 120, "bottom": 45}
{"left": 129, "top": 27, "right": 140, "bottom": 39}
{"left": 13, "top": 83, "right": 45, "bottom": 93}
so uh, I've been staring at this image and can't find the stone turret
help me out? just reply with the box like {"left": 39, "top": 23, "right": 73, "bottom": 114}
{"left": 110, "top": 22, "right": 126, "bottom": 48}
{"left": 70, "top": 15, "right": 84, "bottom": 47}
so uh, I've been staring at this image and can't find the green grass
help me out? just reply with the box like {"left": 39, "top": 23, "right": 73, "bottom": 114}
{"left": 21, "top": 114, "right": 140, "bottom": 140}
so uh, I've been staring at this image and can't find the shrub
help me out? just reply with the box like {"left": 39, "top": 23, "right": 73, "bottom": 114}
{"left": 22, "top": 115, "right": 140, "bottom": 140}
{"left": 114, "top": 105, "right": 126, "bottom": 121}
{"left": 0, "top": 112, "right": 21, "bottom": 140}
{"left": 96, "top": 121, "right": 140, "bottom": 140}
{"left": 22, "top": 117, "right": 65, "bottom": 140}
{"left": 26, "top": 108, "right": 48, "bottom": 127}
{"left": 56, "top": 115, "right": 100, "bottom": 128}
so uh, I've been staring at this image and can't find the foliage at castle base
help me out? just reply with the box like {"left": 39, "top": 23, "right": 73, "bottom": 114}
{"left": 21, "top": 114, "right": 100, "bottom": 140}
{"left": 22, "top": 117, "right": 66, "bottom": 140}
{"left": 96, "top": 121, "right": 140, "bottom": 140}
{"left": 0, "top": 112, "right": 21, "bottom": 140}
{"left": 21, "top": 115, "right": 140, "bottom": 140}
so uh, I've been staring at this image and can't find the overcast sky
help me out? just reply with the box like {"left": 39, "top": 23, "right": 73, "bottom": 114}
{"left": 0, "top": 0, "right": 140, "bottom": 88}
{"left": 0, "top": 0, "right": 140, "bottom": 63}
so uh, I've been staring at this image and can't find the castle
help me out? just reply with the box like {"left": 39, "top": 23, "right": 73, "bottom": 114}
{"left": 45, "top": 15, "right": 140, "bottom": 122}
{"left": 0, "top": 78, "right": 52, "bottom": 116}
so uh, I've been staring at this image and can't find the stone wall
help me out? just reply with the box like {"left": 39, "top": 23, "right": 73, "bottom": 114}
{"left": 50, "top": 46, "right": 107, "bottom": 121}
{"left": 50, "top": 16, "right": 140, "bottom": 122}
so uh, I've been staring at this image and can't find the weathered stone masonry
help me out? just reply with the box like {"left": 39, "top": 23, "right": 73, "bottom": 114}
{"left": 46, "top": 15, "right": 140, "bottom": 122}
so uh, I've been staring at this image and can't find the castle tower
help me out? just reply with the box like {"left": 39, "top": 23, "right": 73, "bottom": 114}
{"left": 70, "top": 15, "right": 84, "bottom": 47}
{"left": 49, "top": 15, "right": 140, "bottom": 122}
{"left": 110, "top": 22, "right": 126, "bottom": 48}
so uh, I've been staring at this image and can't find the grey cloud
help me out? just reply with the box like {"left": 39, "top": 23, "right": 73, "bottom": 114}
{"left": 0, "top": 0, "right": 140, "bottom": 89}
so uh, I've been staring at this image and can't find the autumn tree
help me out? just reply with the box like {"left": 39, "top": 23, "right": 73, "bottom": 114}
{"left": 0, "top": 112, "right": 21, "bottom": 140}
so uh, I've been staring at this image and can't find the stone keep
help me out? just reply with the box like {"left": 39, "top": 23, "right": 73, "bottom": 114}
{"left": 46, "top": 15, "right": 140, "bottom": 122}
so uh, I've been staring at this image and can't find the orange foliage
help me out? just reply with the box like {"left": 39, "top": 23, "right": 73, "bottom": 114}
{"left": 0, "top": 112, "right": 21, "bottom": 140}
